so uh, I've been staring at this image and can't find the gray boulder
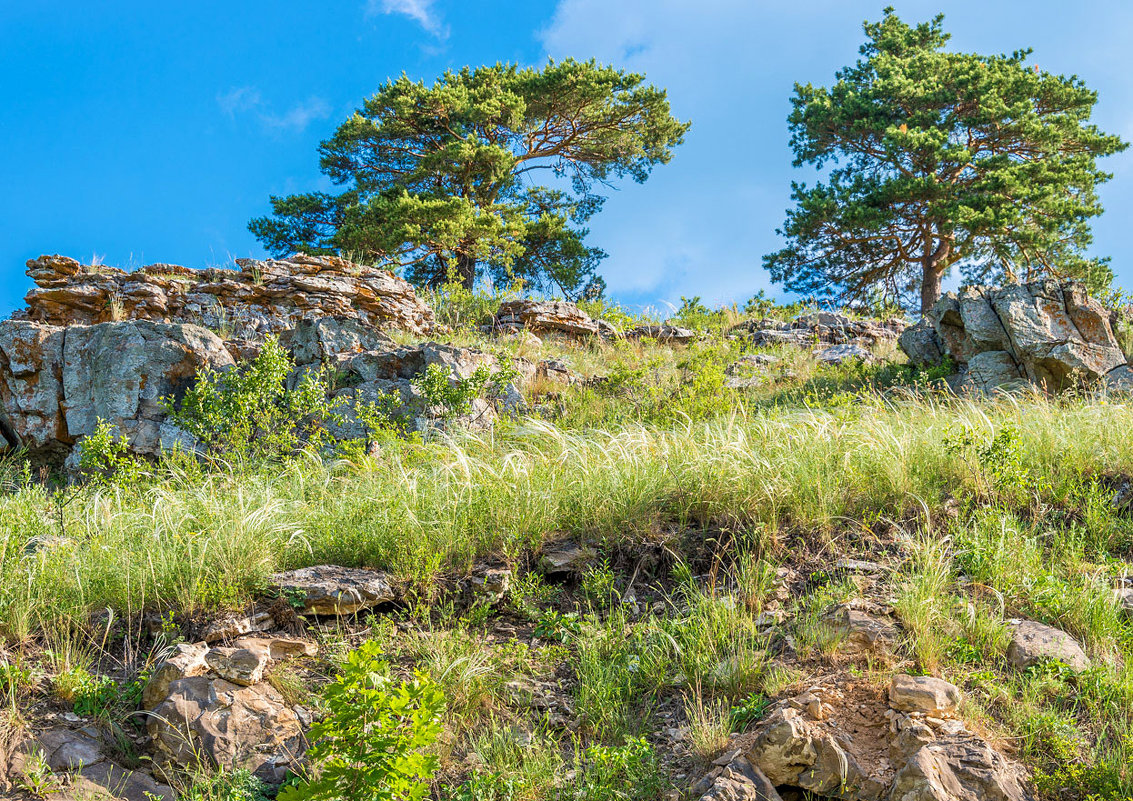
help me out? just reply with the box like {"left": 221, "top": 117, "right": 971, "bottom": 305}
{"left": 904, "top": 280, "right": 1132, "bottom": 392}
{"left": 270, "top": 564, "right": 397, "bottom": 615}
{"left": 898, "top": 319, "right": 944, "bottom": 367}
{"left": 1007, "top": 619, "right": 1089, "bottom": 672}
{"left": 0, "top": 320, "right": 232, "bottom": 460}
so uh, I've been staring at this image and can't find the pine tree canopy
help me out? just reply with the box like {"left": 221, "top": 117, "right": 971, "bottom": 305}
{"left": 249, "top": 59, "right": 689, "bottom": 297}
{"left": 764, "top": 8, "right": 1127, "bottom": 315}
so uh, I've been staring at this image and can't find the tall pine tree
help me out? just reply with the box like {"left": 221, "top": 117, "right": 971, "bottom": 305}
{"left": 250, "top": 59, "right": 689, "bottom": 297}
{"left": 765, "top": 9, "right": 1126, "bottom": 314}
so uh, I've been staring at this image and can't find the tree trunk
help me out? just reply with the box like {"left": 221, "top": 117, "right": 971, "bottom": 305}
{"left": 456, "top": 252, "right": 476, "bottom": 291}
{"left": 920, "top": 263, "right": 943, "bottom": 316}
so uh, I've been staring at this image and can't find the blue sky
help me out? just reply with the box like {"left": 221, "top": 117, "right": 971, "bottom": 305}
{"left": 3, "top": 1, "right": 1132, "bottom": 318}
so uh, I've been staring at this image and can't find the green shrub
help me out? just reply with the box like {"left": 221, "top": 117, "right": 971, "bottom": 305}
{"left": 728, "top": 692, "right": 770, "bottom": 731}
{"left": 281, "top": 640, "right": 445, "bottom": 801}
{"left": 570, "top": 737, "right": 669, "bottom": 801}
{"left": 182, "top": 769, "right": 270, "bottom": 801}
{"left": 164, "top": 336, "right": 342, "bottom": 460}
{"left": 76, "top": 420, "right": 144, "bottom": 486}
{"left": 411, "top": 362, "right": 519, "bottom": 421}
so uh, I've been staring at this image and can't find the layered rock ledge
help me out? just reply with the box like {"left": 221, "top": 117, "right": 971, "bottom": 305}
{"left": 20, "top": 253, "right": 434, "bottom": 338}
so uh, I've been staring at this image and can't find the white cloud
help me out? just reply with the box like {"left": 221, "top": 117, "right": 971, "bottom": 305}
{"left": 261, "top": 98, "right": 332, "bottom": 133}
{"left": 217, "top": 86, "right": 263, "bottom": 118}
{"left": 217, "top": 88, "right": 331, "bottom": 134}
{"left": 367, "top": 0, "right": 448, "bottom": 39}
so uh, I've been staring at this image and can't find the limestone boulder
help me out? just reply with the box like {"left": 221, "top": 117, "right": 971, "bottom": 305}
{"left": 142, "top": 642, "right": 211, "bottom": 710}
{"left": 627, "top": 324, "right": 697, "bottom": 344}
{"left": 11, "top": 725, "right": 173, "bottom": 801}
{"left": 694, "top": 755, "right": 782, "bottom": 800}
{"left": 0, "top": 322, "right": 66, "bottom": 456}
{"left": 815, "top": 343, "right": 873, "bottom": 365}
{"left": 747, "top": 706, "right": 872, "bottom": 798}
{"left": 889, "top": 737, "right": 1028, "bottom": 801}
{"left": 61, "top": 321, "right": 233, "bottom": 456}
{"left": 0, "top": 320, "right": 232, "bottom": 460}
{"left": 1006, "top": 620, "right": 1089, "bottom": 672}
{"left": 148, "top": 675, "right": 304, "bottom": 784}
{"left": 279, "top": 316, "right": 395, "bottom": 365}
{"left": 732, "top": 313, "right": 904, "bottom": 349}
{"left": 898, "top": 319, "right": 944, "bottom": 367}
{"left": 888, "top": 675, "right": 962, "bottom": 719}
{"left": 904, "top": 280, "right": 1132, "bottom": 393}
{"left": 827, "top": 604, "right": 899, "bottom": 656}
{"left": 270, "top": 565, "right": 397, "bottom": 615}
{"left": 494, "top": 299, "right": 598, "bottom": 338}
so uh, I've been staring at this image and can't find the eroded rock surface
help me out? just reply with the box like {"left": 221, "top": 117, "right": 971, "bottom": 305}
{"left": 494, "top": 299, "right": 599, "bottom": 338}
{"left": 694, "top": 678, "right": 1027, "bottom": 801}
{"left": 731, "top": 312, "right": 904, "bottom": 349}
{"left": 148, "top": 675, "right": 305, "bottom": 784}
{"left": 143, "top": 636, "right": 317, "bottom": 785}
{"left": 21, "top": 253, "right": 433, "bottom": 338}
{"left": 0, "top": 320, "right": 233, "bottom": 459}
{"left": 269, "top": 564, "right": 397, "bottom": 615}
{"left": 901, "top": 280, "right": 1131, "bottom": 393}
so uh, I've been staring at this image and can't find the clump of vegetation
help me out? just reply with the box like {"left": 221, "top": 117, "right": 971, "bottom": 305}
{"left": 164, "top": 336, "right": 342, "bottom": 460}
{"left": 282, "top": 641, "right": 445, "bottom": 801}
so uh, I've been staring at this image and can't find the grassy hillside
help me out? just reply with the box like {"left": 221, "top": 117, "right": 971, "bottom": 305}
{"left": 4, "top": 292, "right": 1133, "bottom": 799}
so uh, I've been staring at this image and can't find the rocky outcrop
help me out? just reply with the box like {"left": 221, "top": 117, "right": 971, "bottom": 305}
{"left": 21, "top": 253, "right": 434, "bottom": 338}
{"left": 145, "top": 636, "right": 316, "bottom": 784}
{"left": 494, "top": 299, "right": 599, "bottom": 338}
{"left": 694, "top": 676, "right": 1027, "bottom": 801}
{"left": 0, "top": 320, "right": 233, "bottom": 460}
{"left": 0, "top": 313, "right": 526, "bottom": 461}
{"left": 9, "top": 724, "right": 174, "bottom": 800}
{"left": 731, "top": 312, "right": 905, "bottom": 349}
{"left": 900, "top": 280, "right": 1131, "bottom": 393}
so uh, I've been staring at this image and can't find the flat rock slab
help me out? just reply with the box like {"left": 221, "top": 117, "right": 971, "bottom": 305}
{"left": 270, "top": 564, "right": 397, "bottom": 615}
{"left": 538, "top": 542, "right": 597, "bottom": 574}
{"left": 1007, "top": 619, "right": 1090, "bottom": 672}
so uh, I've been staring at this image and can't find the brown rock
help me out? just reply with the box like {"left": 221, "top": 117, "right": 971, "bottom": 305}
{"left": 147, "top": 676, "right": 304, "bottom": 784}
{"left": 205, "top": 645, "right": 270, "bottom": 686}
{"left": 142, "top": 642, "right": 211, "bottom": 710}
{"left": 495, "top": 299, "right": 598, "bottom": 338}
{"left": 889, "top": 737, "right": 1027, "bottom": 801}
{"left": 827, "top": 604, "right": 899, "bottom": 655}
{"left": 21, "top": 253, "right": 434, "bottom": 339}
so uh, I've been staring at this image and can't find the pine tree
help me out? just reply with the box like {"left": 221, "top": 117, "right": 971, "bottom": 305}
{"left": 250, "top": 59, "right": 689, "bottom": 297}
{"left": 765, "top": 8, "right": 1126, "bottom": 314}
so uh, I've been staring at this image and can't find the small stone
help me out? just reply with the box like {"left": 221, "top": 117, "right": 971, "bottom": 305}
{"left": 888, "top": 674, "right": 962, "bottom": 718}
{"left": 538, "top": 541, "right": 596, "bottom": 574}
{"left": 202, "top": 611, "right": 276, "bottom": 643}
{"left": 713, "top": 748, "right": 742, "bottom": 766}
